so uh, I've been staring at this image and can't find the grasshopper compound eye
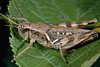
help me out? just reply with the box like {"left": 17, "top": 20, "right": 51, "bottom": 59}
{"left": 18, "top": 22, "right": 30, "bottom": 30}
{"left": 21, "top": 25, "right": 25, "bottom": 29}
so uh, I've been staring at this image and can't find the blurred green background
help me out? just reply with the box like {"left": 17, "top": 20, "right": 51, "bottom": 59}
{"left": 0, "top": 0, "right": 100, "bottom": 67}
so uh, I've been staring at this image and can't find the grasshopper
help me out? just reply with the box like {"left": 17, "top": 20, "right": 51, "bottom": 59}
{"left": 0, "top": 0, "right": 99, "bottom": 63}
{"left": 13, "top": 18, "right": 99, "bottom": 62}
{"left": 1, "top": 13, "right": 98, "bottom": 62}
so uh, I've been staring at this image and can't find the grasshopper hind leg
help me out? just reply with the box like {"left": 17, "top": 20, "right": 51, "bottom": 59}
{"left": 58, "top": 18, "right": 97, "bottom": 28}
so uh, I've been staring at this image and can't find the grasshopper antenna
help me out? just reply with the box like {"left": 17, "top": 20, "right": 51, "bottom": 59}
{"left": 14, "top": 0, "right": 24, "bottom": 18}
{"left": 0, "top": 13, "right": 18, "bottom": 25}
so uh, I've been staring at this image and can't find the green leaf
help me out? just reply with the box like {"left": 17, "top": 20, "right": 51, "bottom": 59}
{"left": 8, "top": 0, "right": 100, "bottom": 67}
{"left": 81, "top": 53, "right": 100, "bottom": 67}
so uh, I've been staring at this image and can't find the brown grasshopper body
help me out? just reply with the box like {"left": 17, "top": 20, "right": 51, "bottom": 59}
{"left": 14, "top": 18, "right": 98, "bottom": 62}
{"left": 18, "top": 18, "right": 98, "bottom": 50}
{"left": 0, "top": 13, "right": 98, "bottom": 62}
